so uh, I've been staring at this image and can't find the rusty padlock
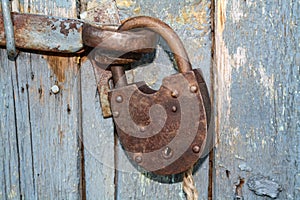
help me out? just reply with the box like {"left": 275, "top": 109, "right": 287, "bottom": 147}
{"left": 109, "top": 16, "right": 211, "bottom": 175}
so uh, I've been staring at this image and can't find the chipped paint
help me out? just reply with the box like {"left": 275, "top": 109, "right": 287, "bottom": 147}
{"left": 232, "top": 47, "right": 247, "bottom": 71}
{"left": 81, "top": 0, "right": 120, "bottom": 26}
{"left": 139, "top": 173, "right": 151, "bottom": 187}
{"left": 257, "top": 65, "right": 275, "bottom": 98}
{"left": 133, "top": 6, "right": 141, "bottom": 14}
{"left": 234, "top": 155, "right": 246, "bottom": 161}
{"left": 261, "top": 139, "right": 266, "bottom": 149}
{"left": 238, "top": 163, "right": 252, "bottom": 172}
{"left": 7, "top": 186, "right": 17, "bottom": 199}
{"left": 247, "top": 175, "right": 282, "bottom": 198}
{"left": 116, "top": 0, "right": 135, "bottom": 8}
{"left": 87, "top": 0, "right": 103, "bottom": 9}
{"left": 176, "top": 4, "right": 208, "bottom": 30}
{"left": 231, "top": 0, "right": 243, "bottom": 23}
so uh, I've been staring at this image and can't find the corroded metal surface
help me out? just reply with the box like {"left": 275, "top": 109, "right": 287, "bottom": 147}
{"left": 83, "top": 24, "right": 158, "bottom": 53}
{"left": 118, "top": 16, "right": 192, "bottom": 73}
{"left": 110, "top": 71, "right": 210, "bottom": 175}
{"left": 108, "top": 16, "right": 211, "bottom": 175}
{"left": 91, "top": 59, "right": 113, "bottom": 118}
{"left": 0, "top": 13, "right": 158, "bottom": 55}
{"left": 0, "top": 13, "right": 84, "bottom": 53}
{"left": 110, "top": 15, "right": 194, "bottom": 94}
{"left": 193, "top": 69, "right": 211, "bottom": 126}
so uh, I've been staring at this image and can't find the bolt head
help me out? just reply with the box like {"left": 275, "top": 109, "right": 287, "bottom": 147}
{"left": 171, "top": 90, "right": 179, "bottom": 98}
{"left": 134, "top": 155, "right": 143, "bottom": 163}
{"left": 172, "top": 106, "right": 177, "bottom": 112}
{"left": 192, "top": 145, "right": 201, "bottom": 153}
{"left": 51, "top": 85, "right": 60, "bottom": 94}
{"left": 162, "top": 147, "right": 173, "bottom": 159}
{"left": 116, "top": 95, "right": 123, "bottom": 103}
{"left": 140, "top": 126, "right": 146, "bottom": 132}
{"left": 190, "top": 85, "right": 198, "bottom": 93}
{"left": 113, "top": 111, "right": 120, "bottom": 118}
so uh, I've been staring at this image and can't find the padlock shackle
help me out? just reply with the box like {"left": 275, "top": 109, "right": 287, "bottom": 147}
{"left": 111, "top": 16, "right": 192, "bottom": 88}
{"left": 119, "top": 16, "right": 192, "bottom": 73}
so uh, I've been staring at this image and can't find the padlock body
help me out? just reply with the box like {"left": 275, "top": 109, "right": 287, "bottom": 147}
{"left": 109, "top": 70, "right": 210, "bottom": 175}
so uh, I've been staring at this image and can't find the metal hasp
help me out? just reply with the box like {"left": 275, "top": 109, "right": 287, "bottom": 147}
{"left": 83, "top": 23, "right": 158, "bottom": 66}
{"left": 0, "top": 13, "right": 84, "bottom": 53}
{"left": 108, "top": 16, "right": 211, "bottom": 175}
{"left": 1, "top": 0, "right": 17, "bottom": 60}
{"left": 82, "top": 22, "right": 159, "bottom": 118}
{"left": 0, "top": 13, "right": 158, "bottom": 55}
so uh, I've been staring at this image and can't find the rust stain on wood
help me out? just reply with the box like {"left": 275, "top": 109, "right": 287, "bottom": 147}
{"left": 59, "top": 129, "right": 65, "bottom": 144}
{"left": 235, "top": 177, "right": 245, "bottom": 199}
{"left": 45, "top": 56, "right": 70, "bottom": 82}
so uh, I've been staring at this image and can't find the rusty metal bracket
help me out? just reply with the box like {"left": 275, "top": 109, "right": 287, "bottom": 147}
{"left": 1, "top": 0, "right": 17, "bottom": 60}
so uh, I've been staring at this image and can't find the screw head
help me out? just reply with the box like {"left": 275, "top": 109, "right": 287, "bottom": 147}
{"left": 171, "top": 90, "right": 179, "bottom": 98}
{"left": 113, "top": 111, "right": 120, "bottom": 118}
{"left": 172, "top": 106, "right": 177, "bottom": 112}
{"left": 190, "top": 85, "right": 198, "bottom": 93}
{"left": 51, "top": 85, "right": 60, "bottom": 94}
{"left": 140, "top": 126, "right": 146, "bottom": 132}
{"left": 134, "top": 155, "right": 143, "bottom": 163}
{"left": 162, "top": 147, "right": 173, "bottom": 159}
{"left": 192, "top": 145, "right": 201, "bottom": 153}
{"left": 116, "top": 95, "right": 123, "bottom": 103}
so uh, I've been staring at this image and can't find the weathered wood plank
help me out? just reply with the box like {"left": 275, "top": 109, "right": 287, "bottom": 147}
{"left": 2, "top": 0, "right": 214, "bottom": 199}
{"left": 79, "top": 1, "right": 119, "bottom": 199}
{"left": 214, "top": 0, "right": 299, "bottom": 199}
{"left": 0, "top": 0, "right": 82, "bottom": 199}
{"left": 115, "top": 0, "right": 212, "bottom": 199}
{"left": 0, "top": 50, "right": 21, "bottom": 200}
{"left": 80, "top": 59, "right": 115, "bottom": 199}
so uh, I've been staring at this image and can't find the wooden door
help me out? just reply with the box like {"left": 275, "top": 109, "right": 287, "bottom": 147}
{"left": 0, "top": 0, "right": 298, "bottom": 199}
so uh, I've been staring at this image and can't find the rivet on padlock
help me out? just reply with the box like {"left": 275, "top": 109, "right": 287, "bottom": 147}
{"left": 109, "top": 16, "right": 211, "bottom": 175}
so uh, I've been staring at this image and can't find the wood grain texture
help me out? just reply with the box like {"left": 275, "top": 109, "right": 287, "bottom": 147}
{"left": 0, "top": 50, "right": 21, "bottom": 200}
{"left": 115, "top": 0, "right": 213, "bottom": 199}
{"left": 80, "top": 59, "right": 115, "bottom": 200}
{"left": 79, "top": 1, "right": 119, "bottom": 199}
{"left": 1, "top": 0, "right": 82, "bottom": 199}
{"left": 214, "top": 0, "right": 299, "bottom": 199}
